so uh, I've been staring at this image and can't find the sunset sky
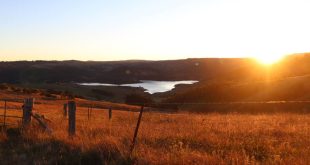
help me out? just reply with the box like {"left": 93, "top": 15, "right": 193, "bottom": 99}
{"left": 1, "top": 0, "right": 310, "bottom": 61}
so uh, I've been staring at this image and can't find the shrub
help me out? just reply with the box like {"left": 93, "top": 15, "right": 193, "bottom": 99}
{"left": 125, "top": 93, "right": 153, "bottom": 106}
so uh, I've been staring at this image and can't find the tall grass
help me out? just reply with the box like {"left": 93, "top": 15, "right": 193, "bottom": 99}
{"left": 0, "top": 100, "right": 309, "bottom": 164}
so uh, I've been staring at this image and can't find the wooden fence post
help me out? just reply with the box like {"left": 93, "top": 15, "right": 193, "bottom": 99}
{"left": 109, "top": 107, "right": 112, "bottom": 120}
{"left": 87, "top": 107, "right": 90, "bottom": 120}
{"left": 130, "top": 105, "right": 144, "bottom": 153}
{"left": 68, "top": 101, "right": 76, "bottom": 136}
{"left": 90, "top": 104, "right": 93, "bottom": 118}
{"left": 3, "top": 100, "right": 7, "bottom": 128}
{"left": 63, "top": 103, "right": 68, "bottom": 118}
{"left": 22, "top": 98, "right": 34, "bottom": 126}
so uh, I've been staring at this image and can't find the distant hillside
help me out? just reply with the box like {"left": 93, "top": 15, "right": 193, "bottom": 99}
{"left": 161, "top": 53, "right": 310, "bottom": 104}
{"left": 2, "top": 53, "right": 310, "bottom": 84}
{"left": 1, "top": 53, "right": 310, "bottom": 109}
{"left": 0, "top": 58, "right": 269, "bottom": 84}
{"left": 164, "top": 74, "right": 310, "bottom": 102}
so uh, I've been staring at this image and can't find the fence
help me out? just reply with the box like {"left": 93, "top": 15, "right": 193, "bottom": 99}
{"left": 1, "top": 97, "right": 310, "bottom": 152}
{"left": 0, "top": 99, "right": 24, "bottom": 129}
{"left": 2, "top": 98, "right": 310, "bottom": 130}
{"left": 0, "top": 98, "right": 56, "bottom": 130}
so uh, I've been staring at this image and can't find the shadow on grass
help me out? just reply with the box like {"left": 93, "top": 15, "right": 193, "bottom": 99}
{"left": 142, "top": 136, "right": 272, "bottom": 162}
{"left": 0, "top": 128, "right": 133, "bottom": 165}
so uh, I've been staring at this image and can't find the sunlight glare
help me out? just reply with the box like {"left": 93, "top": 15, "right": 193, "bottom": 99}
{"left": 254, "top": 54, "right": 285, "bottom": 65}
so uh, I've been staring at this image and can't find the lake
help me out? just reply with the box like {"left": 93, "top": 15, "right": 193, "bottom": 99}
{"left": 79, "top": 80, "right": 198, "bottom": 94}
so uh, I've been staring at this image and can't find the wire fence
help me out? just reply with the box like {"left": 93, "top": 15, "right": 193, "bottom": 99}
{"left": 1, "top": 97, "right": 310, "bottom": 153}
{"left": 0, "top": 100, "right": 23, "bottom": 128}
{"left": 2, "top": 97, "right": 310, "bottom": 129}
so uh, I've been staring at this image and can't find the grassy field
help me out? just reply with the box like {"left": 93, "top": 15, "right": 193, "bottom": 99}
{"left": 0, "top": 93, "right": 309, "bottom": 164}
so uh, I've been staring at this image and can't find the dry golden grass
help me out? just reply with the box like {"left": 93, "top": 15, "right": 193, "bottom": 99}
{"left": 0, "top": 95, "right": 309, "bottom": 164}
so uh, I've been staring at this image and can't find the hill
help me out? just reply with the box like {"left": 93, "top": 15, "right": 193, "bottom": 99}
{"left": 1, "top": 53, "right": 310, "bottom": 84}
{"left": 0, "top": 58, "right": 269, "bottom": 84}
{"left": 2, "top": 53, "right": 310, "bottom": 106}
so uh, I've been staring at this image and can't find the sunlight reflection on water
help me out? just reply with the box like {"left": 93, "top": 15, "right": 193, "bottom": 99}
{"left": 79, "top": 80, "right": 198, "bottom": 94}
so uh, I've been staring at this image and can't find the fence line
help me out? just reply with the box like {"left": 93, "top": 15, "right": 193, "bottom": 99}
{"left": 2, "top": 97, "right": 310, "bottom": 133}
{"left": 2, "top": 98, "right": 310, "bottom": 105}
{"left": 0, "top": 115, "right": 22, "bottom": 119}
{"left": 1, "top": 97, "right": 309, "bottom": 154}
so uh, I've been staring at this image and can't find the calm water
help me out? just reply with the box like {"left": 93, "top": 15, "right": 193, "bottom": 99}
{"left": 79, "top": 80, "right": 198, "bottom": 94}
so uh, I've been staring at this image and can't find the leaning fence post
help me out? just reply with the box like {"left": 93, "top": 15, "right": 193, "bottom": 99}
{"left": 68, "top": 101, "right": 76, "bottom": 136}
{"left": 63, "top": 103, "right": 68, "bottom": 118}
{"left": 109, "top": 107, "right": 112, "bottom": 120}
{"left": 130, "top": 105, "right": 145, "bottom": 153}
{"left": 22, "top": 98, "right": 34, "bottom": 126}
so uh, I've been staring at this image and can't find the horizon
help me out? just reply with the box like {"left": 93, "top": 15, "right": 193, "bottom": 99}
{"left": 1, "top": 0, "right": 310, "bottom": 62}
{"left": 1, "top": 52, "right": 307, "bottom": 63}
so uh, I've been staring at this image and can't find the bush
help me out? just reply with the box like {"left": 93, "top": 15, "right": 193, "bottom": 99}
{"left": 125, "top": 93, "right": 153, "bottom": 106}
{"left": 0, "top": 84, "right": 8, "bottom": 90}
{"left": 22, "top": 88, "right": 38, "bottom": 94}
{"left": 91, "top": 89, "right": 114, "bottom": 97}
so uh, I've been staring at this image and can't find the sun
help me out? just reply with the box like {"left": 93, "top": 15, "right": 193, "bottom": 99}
{"left": 254, "top": 54, "right": 285, "bottom": 65}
